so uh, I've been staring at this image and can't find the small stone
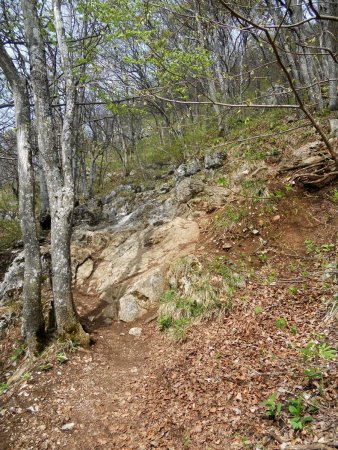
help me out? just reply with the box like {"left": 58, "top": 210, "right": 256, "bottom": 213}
{"left": 272, "top": 215, "right": 280, "bottom": 222}
{"left": 128, "top": 327, "right": 142, "bottom": 337}
{"left": 27, "top": 405, "right": 39, "bottom": 413}
{"left": 159, "top": 184, "right": 171, "bottom": 194}
{"left": 222, "top": 243, "right": 232, "bottom": 251}
{"left": 61, "top": 423, "right": 75, "bottom": 431}
{"left": 251, "top": 229, "right": 260, "bottom": 235}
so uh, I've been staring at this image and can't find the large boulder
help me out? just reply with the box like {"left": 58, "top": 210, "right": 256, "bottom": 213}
{"left": 82, "top": 217, "right": 200, "bottom": 322}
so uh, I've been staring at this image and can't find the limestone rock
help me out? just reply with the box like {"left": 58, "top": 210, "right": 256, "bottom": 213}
{"left": 204, "top": 152, "right": 226, "bottom": 169}
{"left": 204, "top": 185, "right": 230, "bottom": 208}
{"left": 280, "top": 141, "right": 325, "bottom": 171}
{"left": 0, "top": 252, "right": 50, "bottom": 305}
{"left": 0, "top": 253, "right": 24, "bottom": 304}
{"left": 119, "top": 294, "right": 147, "bottom": 322}
{"left": 175, "top": 160, "right": 202, "bottom": 180}
{"left": 76, "top": 258, "right": 94, "bottom": 286}
{"left": 73, "top": 205, "right": 98, "bottom": 227}
{"left": 175, "top": 178, "right": 205, "bottom": 204}
{"left": 0, "top": 307, "right": 15, "bottom": 336}
{"left": 61, "top": 423, "right": 75, "bottom": 431}
{"left": 128, "top": 327, "right": 142, "bottom": 336}
{"left": 85, "top": 217, "right": 199, "bottom": 322}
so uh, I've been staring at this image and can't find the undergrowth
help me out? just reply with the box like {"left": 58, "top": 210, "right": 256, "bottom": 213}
{"left": 158, "top": 256, "right": 244, "bottom": 341}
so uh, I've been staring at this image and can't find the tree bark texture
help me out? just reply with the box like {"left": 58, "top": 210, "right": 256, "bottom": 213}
{"left": 0, "top": 41, "right": 44, "bottom": 351}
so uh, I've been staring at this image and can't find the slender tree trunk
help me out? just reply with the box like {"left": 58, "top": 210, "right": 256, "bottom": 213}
{"left": 21, "top": 0, "right": 88, "bottom": 342}
{"left": 319, "top": 1, "right": 338, "bottom": 111}
{"left": 0, "top": 42, "right": 44, "bottom": 352}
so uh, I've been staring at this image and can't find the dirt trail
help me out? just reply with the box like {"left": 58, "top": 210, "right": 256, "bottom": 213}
{"left": 0, "top": 300, "right": 163, "bottom": 450}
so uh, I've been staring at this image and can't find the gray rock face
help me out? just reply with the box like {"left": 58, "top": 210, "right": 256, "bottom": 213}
{"left": 204, "top": 152, "right": 227, "bottom": 169}
{"left": 73, "top": 204, "right": 99, "bottom": 227}
{"left": 101, "top": 184, "right": 134, "bottom": 205}
{"left": 175, "top": 178, "right": 205, "bottom": 204}
{"left": 76, "top": 258, "right": 94, "bottom": 286}
{"left": 0, "top": 308, "right": 15, "bottom": 337}
{"left": 0, "top": 253, "right": 25, "bottom": 304}
{"left": 159, "top": 183, "right": 171, "bottom": 194}
{"left": 73, "top": 217, "right": 200, "bottom": 322}
{"left": 280, "top": 141, "right": 324, "bottom": 171}
{"left": 0, "top": 252, "right": 50, "bottom": 305}
{"left": 175, "top": 160, "right": 202, "bottom": 180}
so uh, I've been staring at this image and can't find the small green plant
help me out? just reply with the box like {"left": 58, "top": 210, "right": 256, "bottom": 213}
{"left": 320, "top": 243, "right": 334, "bottom": 252}
{"left": 300, "top": 341, "right": 337, "bottom": 361}
{"left": 288, "top": 396, "right": 313, "bottom": 430}
{"left": 304, "top": 239, "right": 316, "bottom": 254}
{"left": 213, "top": 205, "right": 249, "bottom": 230}
{"left": 270, "top": 189, "right": 284, "bottom": 200}
{"left": 276, "top": 317, "right": 288, "bottom": 330}
{"left": 304, "top": 368, "right": 323, "bottom": 382}
{"left": 22, "top": 371, "right": 31, "bottom": 381}
{"left": 288, "top": 286, "right": 298, "bottom": 296}
{"left": 304, "top": 240, "right": 334, "bottom": 255}
{"left": 158, "top": 314, "right": 173, "bottom": 331}
{"left": 284, "top": 183, "right": 294, "bottom": 192}
{"left": 262, "top": 392, "right": 283, "bottom": 419}
{"left": 0, "top": 383, "right": 8, "bottom": 394}
{"left": 254, "top": 306, "right": 262, "bottom": 315}
{"left": 39, "top": 362, "right": 53, "bottom": 372}
{"left": 257, "top": 252, "right": 268, "bottom": 263}
{"left": 217, "top": 176, "right": 229, "bottom": 187}
{"left": 11, "top": 343, "right": 26, "bottom": 362}
{"left": 318, "top": 343, "right": 337, "bottom": 360}
{"left": 56, "top": 352, "right": 68, "bottom": 364}
{"left": 266, "top": 272, "right": 276, "bottom": 285}
{"left": 182, "top": 431, "right": 191, "bottom": 448}
{"left": 330, "top": 188, "right": 338, "bottom": 203}
{"left": 290, "top": 325, "right": 298, "bottom": 335}
{"left": 168, "top": 318, "right": 190, "bottom": 342}
{"left": 0, "top": 219, "right": 21, "bottom": 251}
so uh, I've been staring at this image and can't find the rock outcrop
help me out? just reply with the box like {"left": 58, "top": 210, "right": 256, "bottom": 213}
{"left": 73, "top": 217, "right": 199, "bottom": 322}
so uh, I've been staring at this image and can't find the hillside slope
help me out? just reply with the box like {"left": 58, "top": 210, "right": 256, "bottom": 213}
{"left": 0, "top": 119, "right": 337, "bottom": 449}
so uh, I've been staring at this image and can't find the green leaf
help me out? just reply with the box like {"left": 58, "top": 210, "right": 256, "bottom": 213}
{"left": 288, "top": 405, "right": 299, "bottom": 415}
{"left": 290, "top": 417, "right": 303, "bottom": 430}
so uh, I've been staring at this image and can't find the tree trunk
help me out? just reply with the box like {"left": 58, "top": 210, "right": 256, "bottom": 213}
{"left": 319, "top": 1, "right": 338, "bottom": 111}
{"left": 0, "top": 41, "right": 44, "bottom": 352}
{"left": 20, "top": 0, "right": 88, "bottom": 342}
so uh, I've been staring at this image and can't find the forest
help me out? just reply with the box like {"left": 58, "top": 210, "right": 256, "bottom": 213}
{"left": 0, "top": 1, "right": 337, "bottom": 449}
